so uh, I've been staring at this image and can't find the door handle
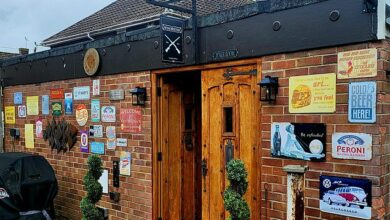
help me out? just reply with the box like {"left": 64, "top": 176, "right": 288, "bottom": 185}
{"left": 201, "top": 159, "right": 208, "bottom": 192}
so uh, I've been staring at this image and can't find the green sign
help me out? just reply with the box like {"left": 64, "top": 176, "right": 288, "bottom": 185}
{"left": 52, "top": 102, "right": 62, "bottom": 116}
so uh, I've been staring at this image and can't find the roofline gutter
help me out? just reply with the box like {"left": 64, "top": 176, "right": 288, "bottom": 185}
{"left": 42, "top": 15, "right": 161, "bottom": 47}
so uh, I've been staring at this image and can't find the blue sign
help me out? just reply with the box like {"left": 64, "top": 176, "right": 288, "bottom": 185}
{"left": 14, "top": 92, "right": 22, "bottom": 105}
{"left": 320, "top": 175, "right": 372, "bottom": 219}
{"left": 64, "top": 93, "right": 73, "bottom": 115}
{"left": 91, "top": 142, "right": 105, "bottom": 155}
{"left": 348, "top": 81, "right": 376, "bottom": 123}
{"left": 42, "top": 95, "right": 50, "bottom": 115}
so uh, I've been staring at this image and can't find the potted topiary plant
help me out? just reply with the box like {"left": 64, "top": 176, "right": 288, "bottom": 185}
{"left": 80, "top": 155, "right": 104, "bottom": 220}
{"left": 223, "top": 159, "right": 250, "bottom": 220}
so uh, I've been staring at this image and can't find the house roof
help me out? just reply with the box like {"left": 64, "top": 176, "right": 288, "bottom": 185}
{"left": 42, "top": 0, "right": 255, "bottom": 47}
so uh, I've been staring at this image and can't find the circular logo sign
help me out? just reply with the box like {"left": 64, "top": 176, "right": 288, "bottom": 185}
{"left": 76, "top": 104, "right": 88, "bottom": 126}
{"left": 309, "top": 139, "right": 323, "bottom": 154}
{"left": 83, "top": 48, "right": 100, "bottom": 76}
{"left": 0, "top": 188, "right": 9, "bottom": 199}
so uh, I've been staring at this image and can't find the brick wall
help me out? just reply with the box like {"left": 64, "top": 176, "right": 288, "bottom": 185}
{"left": 260, "top": 41, "right": 390, "bottom": 220}
{"left": 3, "top": 71, "right": 152, "bottom": 220}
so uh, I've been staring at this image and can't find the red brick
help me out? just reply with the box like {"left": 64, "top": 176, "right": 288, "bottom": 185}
{"left": 272, "top": 60, "right": 296, "bottom": 70}
{"left": 296, "top": 56, "right": 322, "bottom": 67}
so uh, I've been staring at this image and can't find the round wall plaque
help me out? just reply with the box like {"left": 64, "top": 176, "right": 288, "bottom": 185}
{"left": 83, "top": 48, "right": 100, "bottom": 76}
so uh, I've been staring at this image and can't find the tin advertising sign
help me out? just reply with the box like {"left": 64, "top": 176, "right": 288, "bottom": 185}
{"left": 117, "top": 138, "right": 127, "bottom": 147}
{"left": 120, "top": 151, "right": 131, "bottom": 176}
{"left": 90, "top": 142, "right": 104, "bottom": 155}
{"left": 320, "top": 175, "right": 371, "bottom": 219}
{"left": 91, "top": 99, "right": 100, "bottom": 122}
{"left": 5, "top": 106, "right": 15, "bottom": 124}
{"left": 26, "top": 96, "right": 39, "bottom": 115}
{"left": 338, "top": 48, "right": 377, "bottom": 79}
{"left": 106, "top": 126, "right": 116, "bottom": 150}
{"left": 332, "top": 133, "right": 372, "bottom": 160}
{"left": 271, "top": 123, "right": 326, "bottom": 161}
{"left": 51, "top": 102, "right": 62, "bottom": 116}
{"left": 289, "top": 73, "right": 336, "bottom": 113}
{"left": 76, "top": 104, "right": 88, "bottom": 126}
{"left": 73, "top": 86, "right": 90, "bottom": 100}
{"left": 89, "top": 125, "right": 103, "bottom": 138}
{"left": 101, "top": 106, "right": 116, "bottom": 122}
{"left": 80, "top": 130, "right": 89, "bottom": 153}
{"left": 120, "top": 108, "right": 142, "bottom": 133}
{"left": 42, "top": 95, "right": 50, "bottom": 115}
{"left": 109, "top": 89, "right": 125, "bottom": 101}
{"left": 18, "top": 105, "right": 26, "bottom": 118}
{"left": 93, "top": 79, "right": 100, "bottom": 96}
{"left": 348, "top": 81, "right": 376, "bottom": 123}
{"left": 64, "top": 93, "right": 73, "bottom": 115}
{"left": 14, "top": 92, "right": 22, "bottom": 105}
{"left": 50, "top": 89, "right": 63, "bottom": 99}
{"left": 35, "top": 119, "right": 43, "bottom": 138}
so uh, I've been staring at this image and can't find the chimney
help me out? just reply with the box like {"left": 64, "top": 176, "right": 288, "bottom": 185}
{"left": 19, "top": 48, "right": 29, "bottom": 55}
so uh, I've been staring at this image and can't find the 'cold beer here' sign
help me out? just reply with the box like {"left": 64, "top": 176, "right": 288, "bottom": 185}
{"left": 348, "top": 81, "right": 376, "bottom": 123}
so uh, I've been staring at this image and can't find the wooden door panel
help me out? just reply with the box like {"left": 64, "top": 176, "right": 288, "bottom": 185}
{"left": 202, "top": 65, "right": 259, "bottom": 220}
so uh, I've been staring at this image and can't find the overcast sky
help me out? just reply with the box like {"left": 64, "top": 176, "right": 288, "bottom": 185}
{"left": 0, "top": 0, "right": 115, "bottom": 53}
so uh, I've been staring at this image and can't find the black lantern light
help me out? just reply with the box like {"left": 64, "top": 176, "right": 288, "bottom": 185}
{"left": 258, "top": 76, "right": 279, "bottom": 103}
{"left": 129, "top": 87, "right": 147, "bottom": 106}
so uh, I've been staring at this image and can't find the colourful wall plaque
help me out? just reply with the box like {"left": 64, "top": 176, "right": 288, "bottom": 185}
{"left": 50, "top": 89, "right": 64, "bottom": 99}
{"left": 64, "top": 93, "right": 73, "bottom": 115}
{"left": 338, "top": 48, "right": 377, "bottom": 79}
{"left": 42, "top": 95, "right": 50, "bottom": 115}
{"left": 348, "top": 81, "right": 376, "bottom": 123}
{"left": 91, "top": 142, "right": 105, "bottom": 154}
{"left": 51, "top": 102, "right": 62, "bottom": 116}
{"left": 73, "top": 86, "right": 90, "bottom": 100}
{"left": 5, "top": 106, "right": 15, "bottom": 124}
{"left": 76, "top": 104, "right": 88, "bottom": 126}
{"left": 101, "top": 106, "right": 116, "bottom": 122}
{"left": 26, "top": 96, "right": 39, "bottom": 115}
{"left": 120, "top": 108, "right": 142, "bottom": 133}
{"left": 91, "top": 99, "right": 100, "bottom": 122}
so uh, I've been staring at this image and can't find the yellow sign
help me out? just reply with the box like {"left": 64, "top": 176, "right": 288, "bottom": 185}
{"left": 289, "top": 73, "right": 336, "bottom": 113}
{"left": 5, "top": 106, "right": 15, "bottom": 124}
{"left": 26, "top": 96, "right": 39, "bottom": 115}
{"left": 338, "top": 48, "right": 377, "bottom": 79}
{"left": 25, "top": 124, "right": 34, "bottom": 149}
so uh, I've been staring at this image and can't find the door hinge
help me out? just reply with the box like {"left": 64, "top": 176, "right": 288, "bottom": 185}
{"left": 157, "top": 87, "right": 162, "bottom": 96}
{"left": 157, "top": 152, "right": 162, "bottom": 161}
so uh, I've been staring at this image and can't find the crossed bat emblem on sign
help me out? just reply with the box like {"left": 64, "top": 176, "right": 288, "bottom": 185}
{"left": 165, "top": 34, "right": 181, "bottom": 54}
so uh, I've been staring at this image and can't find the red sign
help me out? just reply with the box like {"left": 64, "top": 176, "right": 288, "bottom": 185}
{"left": 50, "top": 89, "right": 64, "bottom": 99}
{"left": 120, "top": 108, "right": 142, "bottom": 133}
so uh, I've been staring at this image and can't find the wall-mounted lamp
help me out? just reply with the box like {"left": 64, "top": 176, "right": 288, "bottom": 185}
{"left": 258, "top": 76, "right": 279, "bottom": 103}
{"left": 129, "top": 87, "right": 147, "bottom": 106}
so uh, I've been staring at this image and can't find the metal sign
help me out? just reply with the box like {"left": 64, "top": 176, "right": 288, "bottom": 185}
{"left": 36, "top": 119, "right": 43, "bottom": 138}
{"left": 51, "top": 102, "right": 62, "bottom": 116}
{"left": 91, "top": 99, "right": 100, "bottom": 122}
{"left": 80, "top": 130, "right": 89, "bottom": 153}
{"left": 161, "top": 15, "right": 184, "bottom": 63}
{"left": 332, "top": 133, "right": 372, "bottom": 160}
{"left": 50, "top": 89, "right": 64, "bottom": 99}
{"left": 93, "top": 79, "right": 100, "bottom": 96}
{"left": 83, "top": 48, "right": 100, "bottom": 76}
{"left": 73, "top": 86, "right": 90, "bottom": 100}
{"left": 338, "top": 48, "right": 377, "bottom": 79}
{"left": 109, "top": 89, "right": 125, "bottom": 101}
{"left": 64, "top": 93, "right": 73, "bottom": 115}
{"left": 320, "top": 175, "right": 371, "bottom": 219}
{"left": 76, "top": 104, "right": 88, "bottom": 126}
{"left": 18, "top": 105, "right": 26, "bottom": 118}
{"left": 106, "top": 126, "right": 116, "bottom": 150}
{"left": 89, "top": 125, "right": 103, "bottom": 138}
{"left": 91, "top": 142, "right": 105, "bottom": 155}
{"left": 271, "top": 123, "right": 326, "bottom": 161}
{"left": 101, "top": 106, "right": 116, "bottom": 122}
{"left": 120, "top": 108, "right": 142, "bottom": 133}
{"left": 117, "top": 138, "right": 127, "bottom": 147}
{"left": 348, "top": 81, "right": 376, "bottom": 123}
{"left": 42, "top": 95, "right": 50, "bottom": 115}
{"left": 14, "top": 92, "right": 22, "bottom": 105}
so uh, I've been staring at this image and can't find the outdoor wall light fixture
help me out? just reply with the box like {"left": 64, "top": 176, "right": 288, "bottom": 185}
{"left": 258, "top": 76, "right": 279, "bottom": 103}
{"left": 130, "top": 87, "right": 147, "bottom": 106}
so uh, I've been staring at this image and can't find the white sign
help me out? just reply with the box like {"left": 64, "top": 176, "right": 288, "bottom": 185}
{"left": 93, "top": 80, "right": 100, "bottom": 96}
{"left": 348, "top": 81, "right": 376, "bottom": 123}
{"left": 101, "top": 106, "right": 116, "bottom": 122}
{"left": 89, "top": 125, "right": 103, "bottom": 138}
{"left": 117, "top": 138, "right": 127, "bottom": 147}
{"left": 73, "top": 86, "right": 90, "bottom": 100}
{"left": 332, "top": 133, "right": 372, "bottom": 160}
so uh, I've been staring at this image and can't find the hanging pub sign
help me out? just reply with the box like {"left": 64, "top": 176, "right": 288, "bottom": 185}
{"left": 64, "top": 93, "right": 73, "bottom": 115}
{"left": 80, "top": 130, "right": 89, "bottom": 153}
{"left": 320, "top": 175, "right": 372, "bottom": 219}
{"left": 89, "top": 125, "right": 103, "bottom": 138}
{"left": 42, "top": 95, "right": 50, "bottom": 115}
{"left": 332, "top": 133, "right": 372, "bottom": 160}
{"left": 120, "top": 108, "right": 142, "bottom": 133}
{"left": 338, "top": 48, "right": 377, "bottom": 79}
{"left": 73, "top": 86, "right": 90, "bottom": 100}
{"left": 14, "top": 92, "right": 22, "bottom": 105}
{"left": 91, "top": 99, "right": 100, "bottom": 122}
{"left": 161, "top": 15, "right": 184, "bottom": 63}
{"left": 18, "top": 105, "right": 26, "bottom": 118}
{"left": 289, "top": 73, "right": 336, "bottom": 113}
{"left": 348, "top": 81, "right": 376, "bottom": 123}
{"left": 90, "top": 142, "right": 105, "bottom": 155}
{"left": 271, "top": 123, "right": 326, "bottom": 161}
{"left": 101, "top": 106, "right": 116, "bottom": 122}
{"left": 51, "top": 102, "right": 62, "bottom": 116}
{"left": 50, "top": 89, "right": 64, "bottom": 99}
{"left": 76, "top": 104, "right": 88, "bottom": 126}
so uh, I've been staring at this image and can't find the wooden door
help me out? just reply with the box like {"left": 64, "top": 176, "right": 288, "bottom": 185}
{"left": 158, "top": 74, "right": 201, "bottom": 220}
{"left": 201, "top": 65, "right": 259, "bottom": 220}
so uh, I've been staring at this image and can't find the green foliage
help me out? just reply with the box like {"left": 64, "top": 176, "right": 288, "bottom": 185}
{"left": 80, "top": 155, "right": 104, "bottom": 220}
{"left": 223, "top": 159, "right": 250, "bottom": 220}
